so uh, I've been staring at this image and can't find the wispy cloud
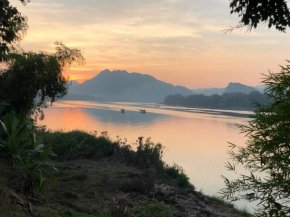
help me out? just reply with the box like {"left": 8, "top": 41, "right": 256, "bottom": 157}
{"left": 10, "top": 0, "right": 290, "bottom": 88}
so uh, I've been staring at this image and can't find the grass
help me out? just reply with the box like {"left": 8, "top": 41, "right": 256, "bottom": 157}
{"left": 43, "top": 130, "right": 195, "bottom": 190}
{"left": 131, "top": 200, "right": 175, "bottom": 217}
{"left": 62, "top": 200, "right": 176, "bottom": 217}
{"left": 0, "top": 129, "right": 255, "bottom": 217}
{"left": 165, "top": 164, "right": 195, "bottom": 190}
{"left": 42, "top": 130, "right": 118, "bottom": 160}
{"left": 209, "top": 196, "right": 254, "bottom": 217}
{"left": 63, "top": 208, "right": 112, "bottom": 217}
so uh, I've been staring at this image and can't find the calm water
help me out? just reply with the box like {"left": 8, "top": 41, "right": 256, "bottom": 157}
{"left": 40, "top": 100, "right": 254, "bottom": 210}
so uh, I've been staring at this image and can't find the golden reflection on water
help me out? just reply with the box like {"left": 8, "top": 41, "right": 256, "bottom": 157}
{"left": 40, "top": 101, "right": 252, "bottom": 209}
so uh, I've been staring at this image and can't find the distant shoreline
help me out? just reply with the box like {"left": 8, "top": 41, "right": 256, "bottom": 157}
{"left": 159, "top": 104, "right": 254, "bottom": 118}
{"left": 57, "top": 100, "right": 254, "bottom": 118}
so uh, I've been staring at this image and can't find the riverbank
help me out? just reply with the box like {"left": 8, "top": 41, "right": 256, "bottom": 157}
{"left": 0, "top": 130, "right": 252, "bottom": 217}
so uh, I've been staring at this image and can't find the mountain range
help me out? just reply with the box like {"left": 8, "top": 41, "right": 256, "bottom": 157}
{"left": 67, "top": 70, "right": 193, "bottom": 103}
{"left": 192, "top": 83, "right": 263, "bottom": 96}
{"left": 66, "top": 70, "right": 263, "bottom": 103}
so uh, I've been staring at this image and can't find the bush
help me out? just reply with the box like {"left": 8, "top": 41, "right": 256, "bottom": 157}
{"left": 165, "top": 164, "right": 195, "bottom": 189}
{"left": 131, "top": 200, "right": 175, "bottom": 217}
{"left": 0, "top": 107, "right": 57, "bottom": 195}
{"left": 44, "top": 130, "right": 195, "bottom": 190}
{"left": 133, "top": 137, "right": 164, "bottom": 170}
{"left": 43, "top": 130, "right": 118, "bottom": 160}
{"left": 43, "top": 131, "right": 165, "bottom": 172}
{"left": 221, "top": 64, "right": 290, "bottom": 216}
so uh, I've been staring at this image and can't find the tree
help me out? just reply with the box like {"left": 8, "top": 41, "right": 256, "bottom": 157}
{"left": 0, "top": 42, "right": 85, "bottom": 120}
{"left": 222, "top": 1, "right": 290, "bottom": 216}
{"left": 221, "top": 65, "right": 290, "bottom": 216}
{"left": 228, "top": 0, "right": 290, "bottom": 32}
{"left": 0, "top": 0, "right": 29, "bottom": 61}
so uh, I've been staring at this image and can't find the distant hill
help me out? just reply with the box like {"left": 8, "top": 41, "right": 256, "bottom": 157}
{"left": 254, "top": 85, "right": 265, "bottom": 93}
{"left": 67, "top": 69, "right": 193, "bottom": 103}
{"left": 191, "top": 87, "right": 225, "bottom": 96}
{"left": 165, "top": 82, "right": 267, "bottom": 110}
{"left": 191, "top": 83, "right": 259, "bottom": 96}
{"left": 68, "top": 80, "right": 80, "bottom": 89}
{"left": 225, "top": 82, "right": 258, "bottom": 94}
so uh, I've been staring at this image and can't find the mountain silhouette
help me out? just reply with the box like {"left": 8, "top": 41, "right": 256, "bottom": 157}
{"left": 68, "top": 80, "right": 80, "bottom": 89}
{"left": 225, "top": 82, "right": 258, "bottom": 94}
{"left": 68, "top": 69, "right": 193, "bottom": 102}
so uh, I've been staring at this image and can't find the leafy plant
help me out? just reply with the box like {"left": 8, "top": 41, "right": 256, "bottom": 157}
{"left": 0, "top": 111, "right": 57, "bottom": 194}
{"left": 228, "top": 0, "right": 290, "bottom": 32}
{"left": 165, "top": 164, "right": 195, "bottom": 189}
{"left": 0, "top": 42, "right": 85, "bottom": 121}
{"left": 0, "top": 0, "right": 28, "bottom": 61}
{"left": 221, "top": 63, "right": 290, "bottom": 216}
{"left": 134, "top": 137, "right": 164, "bottom": 170}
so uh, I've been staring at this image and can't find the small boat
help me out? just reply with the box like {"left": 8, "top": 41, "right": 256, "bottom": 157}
{"left": 121, "top": 109, "right": 125, "bottom": 113}
{"left": 140, "top": 109, "right": 146, "bottom": 114}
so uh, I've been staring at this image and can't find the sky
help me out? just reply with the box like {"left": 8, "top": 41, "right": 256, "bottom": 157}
{"left": 11, "top": 0, "right": 290, "bottom": 88}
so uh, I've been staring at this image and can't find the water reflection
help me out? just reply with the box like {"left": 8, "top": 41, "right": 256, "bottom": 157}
{"left": 85, "top": 108, "right": 168, "bottom": 125}
{"left": 40, "top": 101, "right": 252, "bottom": 210}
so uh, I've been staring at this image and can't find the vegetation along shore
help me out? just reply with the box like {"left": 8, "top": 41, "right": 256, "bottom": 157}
{"left": 0, "top": 129, "right": 252, "bottom": 217}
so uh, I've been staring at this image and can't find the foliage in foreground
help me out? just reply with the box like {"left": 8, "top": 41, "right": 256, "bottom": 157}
{"left": 228, "top": 0, "right": 290, "bottom": 32}
{"left": 221, "top": 63, "right": 290, "bottom": 217}
{"left": 165, "top": 164, "right": 195, "bottom": 190}
{"left": 0, "top": 0, "right": 28, "bottom": 61}
{"left": 0, "top": 104, "right": 57, "bottom": 195}
{"left": 42, "top": 130, "right": 194, "bottom": 190}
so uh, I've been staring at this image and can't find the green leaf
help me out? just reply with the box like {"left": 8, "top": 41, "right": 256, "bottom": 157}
{"left": 0, "top": 120, "right": 8, "bottom": 135}
{"left": 12, "top": 118, "right": 19, "bottom": 134}
{"left": 39, "top": 147, "right": 51, "bottom": 161}
{"left": 4, "top": 113, "right": 13, "bottom": 135}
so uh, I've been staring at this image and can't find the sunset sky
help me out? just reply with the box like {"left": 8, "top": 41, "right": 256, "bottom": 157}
{"left": 11, "top": 0, "right": 290, "bottom": 88}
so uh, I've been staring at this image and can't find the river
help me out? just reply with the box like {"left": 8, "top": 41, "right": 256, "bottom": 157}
{"left": 40, "top": 100, "right": 255, "bottom": 211}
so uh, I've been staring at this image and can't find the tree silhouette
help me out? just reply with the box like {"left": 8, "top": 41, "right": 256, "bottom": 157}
{"left": 228, "top": 0, "right": 290, "bottom": 32}
{"left": 0, "top": 0, "right": 29, "bottom": 61}
{"left": 0, "top": 42, "right": 85, "bottom": 120}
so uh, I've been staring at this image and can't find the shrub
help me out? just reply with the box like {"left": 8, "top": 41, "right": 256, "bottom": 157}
{"left": 133, "top": 137, "right": 164, "bottom": 170}
{"left": 44, "top": 130, "right": 194, "bottom": 190}
{"left": 43, "top": 130, "right": 118, "bottom": 160}
{"left": 43, "top": 131, "right": 165, "bottom": 172}
{"left": 0, "top": 110, "right": 57, "bottom": 195}
{"left": 165, "top": 164, "right": 195, "bottom": 189}
{"left": 221, "top": 65, "right": 290, "bottom": 216}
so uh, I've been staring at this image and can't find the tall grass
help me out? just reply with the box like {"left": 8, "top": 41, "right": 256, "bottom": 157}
{"left": 42, "top": 130, "right": 194, "bottom": 189}
{"left": 165, "top": 164, "right": 195, "bottom": 189}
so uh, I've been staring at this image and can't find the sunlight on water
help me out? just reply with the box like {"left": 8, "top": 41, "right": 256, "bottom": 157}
{"left": 40, "top": 100, "right": 255, "bottom": 211}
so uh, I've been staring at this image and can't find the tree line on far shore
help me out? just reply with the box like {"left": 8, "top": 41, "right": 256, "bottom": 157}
{"left": 164, "top": 91, "right": 270, "bottom": 110}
